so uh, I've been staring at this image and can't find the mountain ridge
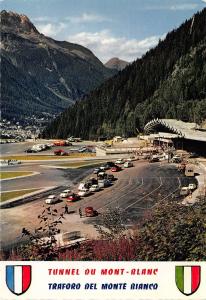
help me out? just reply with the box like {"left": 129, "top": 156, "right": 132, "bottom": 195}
{"left": 1, "top": 10, "right": 116, "bottom": 122}
{"left": 43, "top": 8, "right": 206, "bottom": 139}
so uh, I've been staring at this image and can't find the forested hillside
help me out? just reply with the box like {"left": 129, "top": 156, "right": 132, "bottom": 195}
{"left": 43, "top": 9, "right": 206, "bottom": 139}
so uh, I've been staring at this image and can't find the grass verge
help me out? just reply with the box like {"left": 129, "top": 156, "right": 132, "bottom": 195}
{"left": 0, "top": 171, "right": 34, "bottom": 180}
{"left": 0, "top": 188, "right": 40, "bottom": 202}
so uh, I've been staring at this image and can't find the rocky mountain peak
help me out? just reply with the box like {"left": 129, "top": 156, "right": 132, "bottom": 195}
{"left": 0, "top": 10, "right": 39, "bottom": 34}
{"left": 105, "top": 57, "right": 129, "bottom": 71}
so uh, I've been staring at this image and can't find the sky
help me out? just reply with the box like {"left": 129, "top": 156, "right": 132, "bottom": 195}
{"left": 1, "top": 0, "right": 206, "bottom": 63}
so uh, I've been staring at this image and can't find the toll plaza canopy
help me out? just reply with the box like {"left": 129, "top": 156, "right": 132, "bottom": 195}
{"left": 144, "top": 119, "right": 206, "bottom": 142}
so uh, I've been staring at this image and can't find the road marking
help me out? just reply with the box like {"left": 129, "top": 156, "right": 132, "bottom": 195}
{"left": 178, "top": 176, "right": 182, "bottom": 187}
{"left": 124, "top": 177, "right": 181, "bottom": 211}
{"left": 122, "top": 177, "right": 163, "bottom": 211}
{"left": 97, "top": 177, "right": 144, "bottom": 211}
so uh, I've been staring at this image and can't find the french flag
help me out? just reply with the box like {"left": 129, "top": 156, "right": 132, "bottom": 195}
{"left": 6, "top": 265, "right": 31, "bottom": 295}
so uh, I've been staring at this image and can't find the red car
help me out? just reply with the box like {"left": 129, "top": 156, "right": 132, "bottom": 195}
{"left": 111, "top": 165, "right": 121, "bottom": 172}
{"left": 54, "top": 149, "right": 68, "bottom": 156}
{"left": 67, "top": 193, "right": 80, "bottom": 202}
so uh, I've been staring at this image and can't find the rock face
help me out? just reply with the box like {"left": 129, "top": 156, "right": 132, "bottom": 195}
{"left": 105, "top": 57, "right": 129, "bottom": 71}
{"left": 1, "top": 10, "right": 116, "bottom": 121}
{"left": 43, "top": 8, "right": 206, "bottom": 139}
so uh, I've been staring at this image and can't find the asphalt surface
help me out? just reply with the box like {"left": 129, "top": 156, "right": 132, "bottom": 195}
{"left": 1, "top": 140, "right": 95, "bottom": 155}
{"left": 1, "top": 160, "right": 195, "bottom": 249}
{"left": 1, "top": 163, "right": 94, "bottom": 192}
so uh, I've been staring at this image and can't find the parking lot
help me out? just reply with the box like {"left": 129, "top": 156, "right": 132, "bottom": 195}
{"left": 1, "top": 159, "right": 194, "bottom": 249}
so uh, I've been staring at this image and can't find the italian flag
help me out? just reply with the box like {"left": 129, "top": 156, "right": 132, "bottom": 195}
{"left": 176, "top": 266, "right": 200, "bottom": 295}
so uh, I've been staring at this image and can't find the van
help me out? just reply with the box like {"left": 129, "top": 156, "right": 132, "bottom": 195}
{"left": 98, "top": 179, "right": 111, "bottom": 188}
{"left": 180, "top": 187, "right": 190, "bottom": 196}
{"left": 185, "top": 165, "right": 195, "bottom": 177}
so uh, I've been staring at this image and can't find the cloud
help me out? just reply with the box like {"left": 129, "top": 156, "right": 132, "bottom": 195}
{"left": 145, "top": 3, "right": 199, "bottom": 10}
{"left": 36, "top": 22, "right": 66, "bottom": 37}
{"left": 68, "top": 30, "right": 164, "bottom": 62}
{"left": 65, "top": 13, "right": 109, "bottom": 23}
{"left": 201, "top": 0, "right": 206, "bottom": 2}
{"left": 32, "top": 16, "right": 53, "bottom": 22}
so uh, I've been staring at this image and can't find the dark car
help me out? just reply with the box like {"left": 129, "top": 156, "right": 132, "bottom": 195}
{"left": 100, "top": 164, "right": 110, "bottom": 170}
{"left": 189, "top": 152, "right": 198, "bottom": 158}
{"left": 86, "top": 177, "right": 98, "bottom": 186}
{"left": 149, "top": 157, "right": 159, "bottom": 163}
{"left": 93, "top": 167, "right": 101, "bottom": 174}
{"left": 97, "top": 171, "right": 107, "bottom": 179}
{"left": 24, "top": 148, "right": 34, "bottom": 153}
{"left": 106, "top": 174, "right": 115, "bottom": 181}
{"left": 106, "top": 161, "right": 116, "bottom": 167}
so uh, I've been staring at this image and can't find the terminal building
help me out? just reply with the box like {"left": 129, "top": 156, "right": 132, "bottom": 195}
{"left": 144, "top": 119, "right": 206, "bottom": 155}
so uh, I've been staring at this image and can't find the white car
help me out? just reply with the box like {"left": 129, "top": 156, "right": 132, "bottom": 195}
{"left": 78, "top": 189, "right": 91, "bottom": 197}
{"left": 180, "top": 187, "right": 190, "bottom": 196}
{"left": 126, "top": 156, "right": 135, "bottom": 161}
{"left": 8, "top": 159, "right": 21, "bottom": 165}
{"left": 124, "top": 161, "right": 133, "bottom": 168}
{"left": 115, "top": 158, "right": 125, "bottom": 164}
{"left": 78, "top": 182, "right": 87, "bottom": 191}
{"left": 60, "top": 189, "right": 71, "bottom": 198}
{"left": 98, "top": 171, "right": 105, "bottom": 177}
{"left": 188, "top": 183, "right": 196, "bottom": 190}
{"left": 89, "top": 184, "right": 100, "bottom": 192}
{"left": 45, "top": 195, "right": 59, "bottom": 204}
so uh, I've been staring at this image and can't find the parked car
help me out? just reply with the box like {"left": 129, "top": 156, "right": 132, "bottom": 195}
{"left": 100, "top": 163, "right": 110, "bottom": 170}
{"left": 67, "top": 193, "right": 80, "bottom": 202}
{"left": 126, "top": 156, "right": 136, "bottom": 161}
{"left": 180, "top": 187, "right": 190, "bottom": 196}
{"left": 106, "top": 174, "right": 115, "bottom": 181}
{"left": 111, "top": 165, "right": 121, "bottom": 172}
{"left": 45, "top": 195, "right": 59, "bottom": 204}
{"left": 189, "top": 152, "right": 198, "bottom": 158}
{"left": 142, "top": 154, "right": 150, "bottom": 160}
{"left": 93, "top": 167, "right": 101, "bottom": 174}
{"left": 97, "top": 171, "right": 106, "bottom": 178}
{"left": 54, "top": 149, "right": 68, "bottom": 156}
{"left": 149, "top": 156, "right": 159, "bottom": 163}
{"left": 86, "top": 177, "right": 98, "bottom": 186}
{"left": 85, "top": 206, "right": 97, "bottom": 217}
{"left": 171, "top": 155, "right": 182, "bottom": 163}
{"left": 115, "top": 158, "right": 125, "bottom": 164}
{"left": 98, "top": 179, "right": 112, "bottom": 188}
{"left": 106, "top": 161, "right": 116, "bottom": 167}
{"left": 78, "top": 182, "right": 88, "bottom": 190}
{"left": 65, "top": 141, "right": 72, "bottom": 146}
{"left": 124, "top": 161, "right": 133, "bottom": 168}
{"left": 60, "top": 189, "right": 71, "bottom": 198}
{"left": 89, "top": 184, "right": 100, "bottom": 192}
{"left": 78, "top": 147, "right": 87, "bottom": 153}
{"left": 78, "top": 189, "right": 91, "bottom": 197}
{"left": 188, "top": 183, "right": 197, "bottom": 190}
{"left": 24, "top": 148, "right": 35, "bottom": 153}
{"left": 8, "top": 159, "right": 21, "bottom": 165}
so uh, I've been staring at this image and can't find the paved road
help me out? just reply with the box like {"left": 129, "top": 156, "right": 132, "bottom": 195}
{"left": 1, "top": 163, "right": 95, "bottom": 192}
{"left": 1, "top": 161, "right": 194, "bottom": 249}
{"left": 1, "top": 140, "right": 96, "bottom": 155}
